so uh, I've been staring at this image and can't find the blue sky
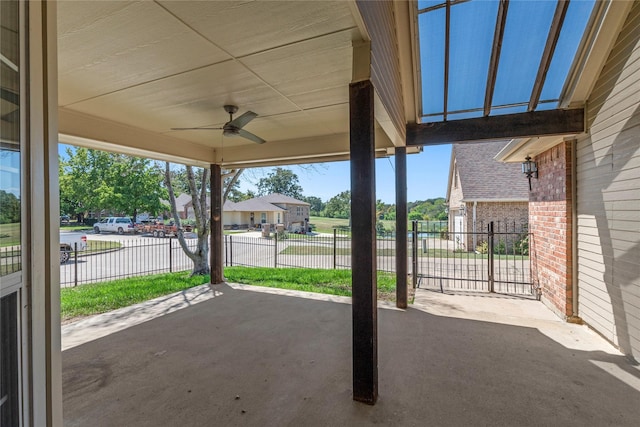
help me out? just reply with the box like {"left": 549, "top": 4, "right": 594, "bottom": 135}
{"left": 58, "top": 143, "right": 451, "bottom": 204}
{"left": 238, "top": 145, "right": 452, "bottom": 204}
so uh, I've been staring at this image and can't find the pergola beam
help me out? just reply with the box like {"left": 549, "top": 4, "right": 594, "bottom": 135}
{"left": 484, "top": 0, "right": 509, "bottom": 117}
{"left": 528, "top": 0, "right": 570, "bottom": 112}
{"left": 407, "top": 108, "right": 584, "bottom": 146}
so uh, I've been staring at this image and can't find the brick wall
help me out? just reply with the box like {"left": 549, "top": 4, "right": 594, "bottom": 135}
{"left": 460, "top": 202, "right": 528, "bottom": 251}
{"left": 529, "top": 141, "right": 573, "bottom": 318}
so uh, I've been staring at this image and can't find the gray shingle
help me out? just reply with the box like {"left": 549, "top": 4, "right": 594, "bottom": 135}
{"left": 454, "top": 141, "right": 530, "bottom": 200}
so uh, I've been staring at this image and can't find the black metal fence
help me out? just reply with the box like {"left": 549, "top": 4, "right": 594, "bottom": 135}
{"left": 61, "top": 222, "right": 535, "bottom": 296}
{"left": 224, "top": 229, "right": 398, "bottom": 272}
{"left": 414, "top": 220, "right": 535, "bottom": 296}
{"left": 60, "top": 238, "right": 197, "bottom": 287}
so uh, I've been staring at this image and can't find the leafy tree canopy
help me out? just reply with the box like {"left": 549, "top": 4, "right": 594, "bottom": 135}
{"left": 256, "top": 167, "right": 303, "bottom": 199}
{"left": 60, "top": 147, "right": 167, "bottom": 221}
{"left": 324, "top": 190, "right": 351, "bottom": 219}
{"left": 0, "top": 190, "right": 20, "bottom": 224}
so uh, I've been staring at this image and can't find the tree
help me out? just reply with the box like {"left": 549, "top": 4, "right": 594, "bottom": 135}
{"left": 59, "top": 148, "right": 168, "bottom": 222}
{"left": 108, "top": 154, "right": 167, "bottom": 222}
{"left": 0, "top": 190, "right": 20, "bottom": 224}
{"left": 324, "top": 190, "right": 350, "bottom": 219}
{"left": 256, "top": 167, "right": 303, "bottom": 198}
{"left": 303, "top": 196, "right": 325, "bottom": 216}
{"left": 164, "top": 163, "right": 210, "bottom": 276}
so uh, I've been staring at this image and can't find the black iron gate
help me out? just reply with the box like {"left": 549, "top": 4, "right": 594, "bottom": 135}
{"left": 414, "top": 221, "right": 536, "bottom": 297}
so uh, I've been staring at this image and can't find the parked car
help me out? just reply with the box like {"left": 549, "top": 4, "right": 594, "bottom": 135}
{"left": 93, "top": 217, "right": 136, "bottom": 234}
{"left": 60, "top": 232, "right": 88, "bottom": 263}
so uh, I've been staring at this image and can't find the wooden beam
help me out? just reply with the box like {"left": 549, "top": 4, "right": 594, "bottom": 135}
{"left": 210, "top": 164, "right": 224, "bottom": 285}
{"left": 395, "top": 147, "right": 408, "bottom": 309}
{"left": 484, "top": 0, "right": 509, "bottom": 116}
{"left": 350, "top": 79, "right": 378, "bottom": 405}
{"left": 407, "top": 108, "right": 584, "bottom": 146}
{"left": 528, "top": 0, "right": 570, "bottom": 111}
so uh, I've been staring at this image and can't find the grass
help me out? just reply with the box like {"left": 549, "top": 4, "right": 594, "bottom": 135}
{"left": 61, "top": 267, "right": 402, "bottom": 322}
{"left": 280, "top": 245, "right": 528, "bottom": 260}
{"left": 60, "top": 272, "right": 209, "bottom": 321}
{"left": 308, "top": 216, "right": 349, "bottom": 234}
{"left": 224, "top": 266, "right": 397, "bottom": 299}
{"left": 85, "top": 240, "right": 122, "bottom": 253}
{"left": 0, "top": 222, "right": 21, "bottom": 247}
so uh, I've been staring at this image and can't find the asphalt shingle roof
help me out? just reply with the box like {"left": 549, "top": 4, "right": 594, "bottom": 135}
{"left": 453, "top": 141, "right": 530, "bottom": 200}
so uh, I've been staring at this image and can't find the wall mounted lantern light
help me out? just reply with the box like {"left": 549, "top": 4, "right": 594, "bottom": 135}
{"left": 522, "top": 156, "right": 538, "bottom": 191}
{"left": 459, "top": 203, "right": 466, "bottom": 216}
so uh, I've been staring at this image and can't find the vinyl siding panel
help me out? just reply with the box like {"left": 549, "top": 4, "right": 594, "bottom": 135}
{"left": 577, "top": 2, "right": 640, "bottom": 360}
{"left": 356, "top": 0, "right": 405, "bottom": 138}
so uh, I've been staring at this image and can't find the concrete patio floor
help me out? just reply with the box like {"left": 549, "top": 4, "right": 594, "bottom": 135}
{"left": 62, "top": 284, "right": 640, "bottom": 426}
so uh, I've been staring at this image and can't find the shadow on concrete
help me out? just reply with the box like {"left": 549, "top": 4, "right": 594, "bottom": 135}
{"left": 63, "top": 285, "right": 640, "bottom": 426}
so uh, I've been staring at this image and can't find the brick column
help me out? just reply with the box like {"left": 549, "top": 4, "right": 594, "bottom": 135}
{"left": 529, "top": 141, "right": 574, "bottom": 318}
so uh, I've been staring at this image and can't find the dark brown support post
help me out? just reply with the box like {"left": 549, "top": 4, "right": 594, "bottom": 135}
{"left": 210, "top": 164, "right": 224, "bottom": 284}
{"left": 350, "top": 79, "right": 378, "bottom": 405}
{"left": 395, "top": 147, "right": 408, "bottom": 309}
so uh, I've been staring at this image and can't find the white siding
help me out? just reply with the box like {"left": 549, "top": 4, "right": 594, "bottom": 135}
{"left": 576, "top": 2, "right": 640, "bottom": 360}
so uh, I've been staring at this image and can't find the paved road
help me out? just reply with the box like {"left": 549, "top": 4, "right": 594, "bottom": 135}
{"left": 60, "top": 234, "right": 197, "bottom": 287}
{"left": 61, "top": 233, "right": 533, "bottom": 296}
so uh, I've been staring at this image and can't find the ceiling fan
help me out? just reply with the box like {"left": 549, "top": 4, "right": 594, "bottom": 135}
{"left": 172, "top": 105, "right": 266, "bottom": 144}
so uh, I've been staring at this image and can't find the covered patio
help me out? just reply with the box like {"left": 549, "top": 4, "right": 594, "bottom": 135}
{"left": 62, "top": 285, "right": 639, "bottom": 426}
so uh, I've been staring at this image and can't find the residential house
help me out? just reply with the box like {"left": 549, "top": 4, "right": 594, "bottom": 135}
{"left": 223, "top": 193, "right": 310, "bottom": 231}
{"left": 446, "top": 141, "right": 530, "bottom": 251}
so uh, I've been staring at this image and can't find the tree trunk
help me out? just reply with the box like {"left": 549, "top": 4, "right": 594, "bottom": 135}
{"left": 164, "top": 162, "right": 210, "bottom": 276}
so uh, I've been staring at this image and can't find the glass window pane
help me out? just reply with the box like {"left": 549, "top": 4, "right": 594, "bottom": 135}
{"left": 419, "top": 7, "right": 446, "bottom": 116}
{"left": 448, "top": 0, "right": 498, "bottom": 112}
{"left": 493, "top": 1, "right": 556, "bottom": 107}
{"left": 1, "top": 0, "right": 21, "bottom": 276}
{"left": 540, "top": 0, "right": 596, "bottom": 102}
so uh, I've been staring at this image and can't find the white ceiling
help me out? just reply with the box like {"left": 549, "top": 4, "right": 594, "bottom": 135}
{"left": 57, "top": 0, "right": 391, "bottom": 167}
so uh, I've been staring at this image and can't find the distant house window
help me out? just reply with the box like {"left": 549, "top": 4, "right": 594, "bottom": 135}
{"left": 261, "top": 213, "right": 267, "bottom": 224}
{"left": 277, "top": 213, "right": 281, "bottom": 223}
{"left": 296, "top": 206, "right": 302, "bottom": 215}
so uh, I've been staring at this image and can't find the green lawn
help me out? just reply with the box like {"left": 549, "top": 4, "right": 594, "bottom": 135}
{"left": 61, "top": 267, "right": 401, "bottom": 321}
{"left": 280, "top": 245, "right": 528, "bottom": 260}
{"left": 308, "top": 216, "right": 350, "bottom": 234}
{"left": 61, "top": 272, "right": 209, "bottom": 320}
{"left": 224, "top": 266, "right": 397, "bottom": 299}
{"left": 0, "top": 222, "right": 21, "bottom": 247}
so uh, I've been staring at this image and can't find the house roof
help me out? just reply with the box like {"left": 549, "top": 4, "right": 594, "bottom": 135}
{"left": 254, "top": 193, "right": 310, "bottom": 206}
{"left": 224, "top": 198, "right": 285, "bottom": 213}
{"left": 450, "top": 140, "right": 530, "bottom": 202}
{"left": 223, "top": 193, "right": 307, "bottom": 212}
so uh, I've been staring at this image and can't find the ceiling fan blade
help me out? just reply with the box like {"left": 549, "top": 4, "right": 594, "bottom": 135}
{"left": 237, "top": 128, "right": 266, "bottom": 144}
{"left": 228, "top": 111, "right": 258, "bottom": 129}
{"left": 171, "top": 127, "right": 224, "bottom": 130}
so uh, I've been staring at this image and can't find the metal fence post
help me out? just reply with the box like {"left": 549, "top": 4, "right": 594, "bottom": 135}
{"left": 229, "top": 235, "right": 233, "bottom": 267}
{"left": 274, "top": 231, "right": 278, "bottom": 268}
{"left": 74, "top": 242, "right": 78, "bottom": 287}
{"left": 333, "top": 228, "right": 337, "bottom": 269}
{"left": 224, "top": 234, "right": 228, "bottom": 267}
{"left": 169, "top": 238, "right": 173, "bottom": 273}
{"left": 488, "top": 221, "right": 495, "bottom": 293}
{"left": 412, "top": 221, "right": 418, "bottom": 288}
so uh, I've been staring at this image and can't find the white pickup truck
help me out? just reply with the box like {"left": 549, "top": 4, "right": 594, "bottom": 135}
{"left": 60, "top": 232, "right": 88, "bottom": 263}
{"left": 93, "top": 217, "right": 136, "bottom": 234}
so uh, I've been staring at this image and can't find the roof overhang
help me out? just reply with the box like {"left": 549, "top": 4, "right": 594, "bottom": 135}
{"left": 56, "top": 1, "right": 417, "bottom": 168}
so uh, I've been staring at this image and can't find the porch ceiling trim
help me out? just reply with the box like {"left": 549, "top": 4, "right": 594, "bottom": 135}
{"left": 406, "top": 108, "right": 584, "bottom": 146}
{"left": 58, "top": 108, "right": 214, "bottom": 167}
